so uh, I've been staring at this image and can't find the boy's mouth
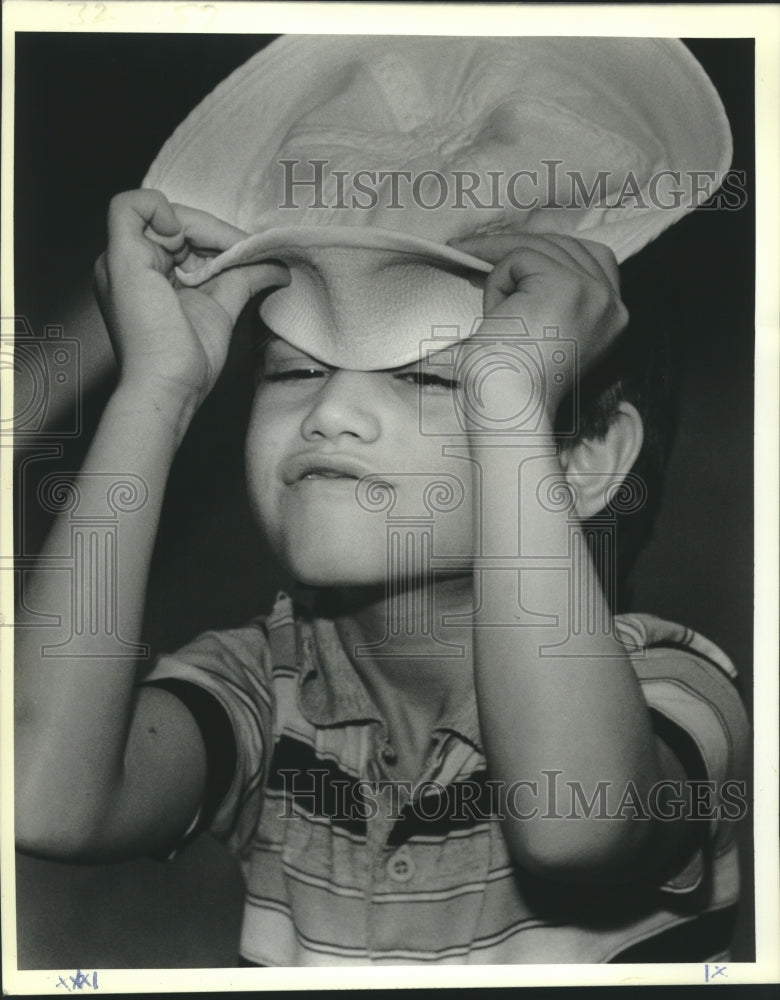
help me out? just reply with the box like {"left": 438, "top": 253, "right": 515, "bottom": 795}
{"left": 283, "top": 453, "right": 374, "bottom": 485}
{"left": 301, "top": 468, "right": 359, "bottom": 481}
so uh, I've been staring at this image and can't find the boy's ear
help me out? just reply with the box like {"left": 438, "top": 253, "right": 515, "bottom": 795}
{"left": 558, "top": 403, "right": 644, "bottom": 519}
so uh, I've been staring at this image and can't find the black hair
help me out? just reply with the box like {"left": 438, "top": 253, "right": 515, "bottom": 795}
{"left": 557, "top": 312, "right": 678, "bottom": 602}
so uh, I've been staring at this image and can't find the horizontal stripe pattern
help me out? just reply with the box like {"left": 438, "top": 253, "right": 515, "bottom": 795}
{"left": 144, "top": 595, "right": 748, "bottom": 965}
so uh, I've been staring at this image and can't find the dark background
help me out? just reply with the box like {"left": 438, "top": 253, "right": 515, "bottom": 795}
{"left": 13, "top": 34, "right": 755, "bottom": 967}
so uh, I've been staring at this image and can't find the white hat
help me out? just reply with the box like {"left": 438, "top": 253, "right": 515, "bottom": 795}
{"left": 144, "top": 36, "right": 732, "bottom": 368}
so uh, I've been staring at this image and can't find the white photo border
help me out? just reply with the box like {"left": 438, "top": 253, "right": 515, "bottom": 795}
{"left": 2, "top": 1, "right": 778, "bottom": 992}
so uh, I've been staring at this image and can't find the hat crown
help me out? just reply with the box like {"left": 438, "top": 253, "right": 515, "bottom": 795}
{"left": 146, "top": 36, "right": 732, "bottom": 367}
{"left": 145, "top": 35, "right": 731, "bottom": 261}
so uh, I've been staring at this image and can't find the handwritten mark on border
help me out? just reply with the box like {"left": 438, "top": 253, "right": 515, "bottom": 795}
{"left": 56, "top": 970, "right": 99, "bottom": 991}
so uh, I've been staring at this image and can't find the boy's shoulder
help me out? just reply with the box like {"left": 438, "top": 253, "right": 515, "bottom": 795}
{"left": 152, "top": 599, "right": 746, "bottom": 712}
{"left": 142, "top": 591, "right": 306, "bottom": 698}
{"left": 615, "top": 611, "right": 749, "bottom": 796}
{"left": 615, "top": 612, "right": 739, "bottom": 681}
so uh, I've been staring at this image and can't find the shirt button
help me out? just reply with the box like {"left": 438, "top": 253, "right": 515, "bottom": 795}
{"left": 387, "top": 849, "right": 415, "bottom": 883}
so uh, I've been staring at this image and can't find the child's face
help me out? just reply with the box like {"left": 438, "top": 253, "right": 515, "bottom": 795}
{"left": 246, "top": 335, "right": 476, "bottom": 588}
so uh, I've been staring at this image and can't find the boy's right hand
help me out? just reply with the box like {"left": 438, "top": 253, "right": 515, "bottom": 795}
{"left": 94, "top": 189, "right": 289, "bottom": 413}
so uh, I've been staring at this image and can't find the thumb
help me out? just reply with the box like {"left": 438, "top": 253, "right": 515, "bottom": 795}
{"left": 171, "top": 203, "right": 250, "bottom": 252}
{"left": 206, "top": 261, "right": 291, "bottom": 323}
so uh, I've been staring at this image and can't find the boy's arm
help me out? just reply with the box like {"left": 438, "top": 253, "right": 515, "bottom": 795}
{"left": 15, "top": 191, "right": 286, "bottom": 860}
{"left": 451, "top": 234, "right": 691, "bottom": 882}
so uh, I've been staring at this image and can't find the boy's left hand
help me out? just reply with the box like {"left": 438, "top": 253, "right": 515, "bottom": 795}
{"left": 448, "top": 233, "right": 629, "bottom": 425}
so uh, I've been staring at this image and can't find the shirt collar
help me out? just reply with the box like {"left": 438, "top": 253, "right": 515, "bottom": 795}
{"left": 293, "top": 598, "right": 483, "bottom": 752}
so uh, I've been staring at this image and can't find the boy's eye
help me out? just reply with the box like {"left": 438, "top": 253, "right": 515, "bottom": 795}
{"left": 394, "top": 370, "right": 461, "bottom": 392}
{"left": 261, "top": 367, "right": 330, "bottom": 383}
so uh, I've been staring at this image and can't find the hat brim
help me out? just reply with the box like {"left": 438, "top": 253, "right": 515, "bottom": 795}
{"left": 176, "top": 225, "right": 492, "bottom": 369}
{"left": 176, "top": 224, "right": 492, "bottom": 283}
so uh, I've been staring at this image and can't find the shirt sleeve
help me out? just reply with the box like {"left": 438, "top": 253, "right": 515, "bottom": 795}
{"left": 139, "top": 620, "right": 275, "bottom": 857}
{"left": 615, "top": 613, "right": 750, "bottom": 894}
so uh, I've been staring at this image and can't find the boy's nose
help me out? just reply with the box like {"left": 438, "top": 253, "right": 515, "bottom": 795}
{"left": 300, "top": 370, "right": 381, "bottom": 442}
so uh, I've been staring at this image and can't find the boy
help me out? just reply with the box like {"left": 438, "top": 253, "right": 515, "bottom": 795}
{"left": 15, "top": 36, "right": 748, "bottom": 965}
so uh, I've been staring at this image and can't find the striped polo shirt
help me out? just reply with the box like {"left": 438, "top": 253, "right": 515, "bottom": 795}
{"left": 144, "top": 592, "right": 749, "bottom": 966}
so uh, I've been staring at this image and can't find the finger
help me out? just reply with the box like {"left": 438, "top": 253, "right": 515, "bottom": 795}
{"left": 171, "top": 204, "right": 250, "bottom": 255}
{"left": 147, "top": 204, "right": 250, "bottom": 269}
{"left": 482, "top": 247, "right": 570, "bottom": 316}
{"left": 106, "top": 189, "right": 183, "bottom": 272}
{"left": 534, "top": 234, "right": 621, "bottom": 295}
{"left": 486, "top": 242, "right": 626, "bottom": 336}
{"left": 520, "top": 234, "right": 612, "bottom": 287}
{"left": 106, "top": 192, "right": 250, "bottom": 276}
{"left": 159, "top": 204, "right": 251, "bottom": 277}
{"left": 567, "top": 237, "right": 622, "bottom": 293}
{"left": 450, "top": 232, "right": 621, "bottom": 292}
{"left": 451, "top": 231, "right": 594, "bottom": 278}
{"left": 203, "top": 261, "right": 291, "bottom": 324}
{"left": 530, "top": 234, "right": 610, "bottom": 282}
{"left": 143, "top": 228, "right": 188, "bottom": 260}
{"left": 108, "top": 189, "right": 182, "bottom": 241}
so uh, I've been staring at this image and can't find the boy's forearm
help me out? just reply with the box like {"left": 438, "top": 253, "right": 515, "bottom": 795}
{"left": 470, "top": 425, "right": 665, "bottom": 878}
{"left": 15, "top": 379, "right": 198, "bottom": 852}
